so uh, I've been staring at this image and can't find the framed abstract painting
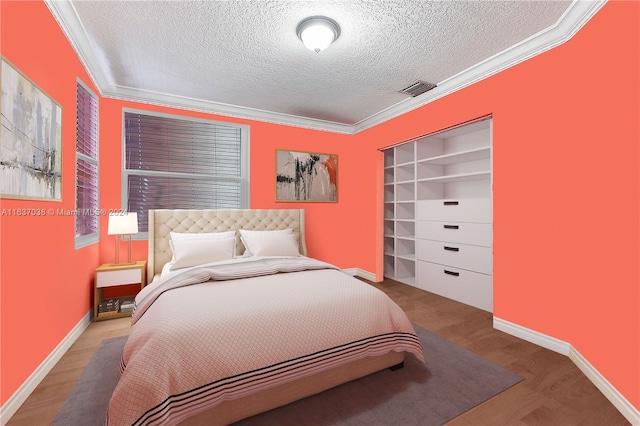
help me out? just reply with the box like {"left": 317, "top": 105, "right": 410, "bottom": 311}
{"left": 1, "top": 58, "right": 63, "bottom": 201}
{"left": 276, "top": 150, "right": 338, "bottom": 202}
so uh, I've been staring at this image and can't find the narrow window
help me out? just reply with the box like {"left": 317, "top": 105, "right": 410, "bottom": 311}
{"left": 75, "top": 80, "right": 99, "bottom": 248}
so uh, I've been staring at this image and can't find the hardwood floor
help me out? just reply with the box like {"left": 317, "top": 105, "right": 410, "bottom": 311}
{"left": 6, "top": 278, "right": 630, "bottom": 425}
{"left": 370, "top": 279, "right": 630, "bottom": 426}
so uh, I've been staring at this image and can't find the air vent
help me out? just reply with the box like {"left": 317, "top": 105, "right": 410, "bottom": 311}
{"left": 399, "top": 80, "right": 437, "bottom": 97}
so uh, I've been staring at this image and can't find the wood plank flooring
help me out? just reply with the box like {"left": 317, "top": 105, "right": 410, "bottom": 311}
{"left": 6, "top": 278, "right": 630, "bottom": 425}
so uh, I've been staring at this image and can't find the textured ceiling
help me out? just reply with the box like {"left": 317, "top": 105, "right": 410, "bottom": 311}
{"left": 48, "top": 0, "right": 603, "bottom": 132}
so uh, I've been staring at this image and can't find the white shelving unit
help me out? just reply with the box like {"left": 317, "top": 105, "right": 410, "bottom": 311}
{"left": 383, "top": 143, "right": 416, "bottom": 286}
{"left": 382, "top": 117, "right": 493, "bottom": 311}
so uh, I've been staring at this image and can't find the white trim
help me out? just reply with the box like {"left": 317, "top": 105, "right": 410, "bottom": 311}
{"left": 45, "top": 0, "right": 605, "bottom": 135}
{"left": 342, "top": 268, "right": 377, "bottom": 283}
{"left": 493, "top": 317, "right": 571, "bottom": 355}
{"left": 44, "top": 1, "right": 107, "bottom": 95}
{"left": 0, "top": 310, "right": 93, "bottom": 426}
{"left": 103, "top": 86, "right": 354, "bottom": 135}
{"left": 494, "top": 316, "right": 640, "bottom": 425}
{"left": 569, "top": 348, "right": 640, "bottom": 426}
{"left": 353, "top": 0, "right": 606, "bottom": 133}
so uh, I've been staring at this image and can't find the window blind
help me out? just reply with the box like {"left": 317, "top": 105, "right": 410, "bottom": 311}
{"left": 124, "top": 111, "right": 248, "bottom": 233}
{"left": 75, "top": 81, "right": 99, "bottom": 247}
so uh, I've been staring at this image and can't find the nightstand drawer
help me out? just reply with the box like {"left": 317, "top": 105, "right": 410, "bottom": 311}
{"left": 96, "top": 268, "right": 143, "bottom": 288}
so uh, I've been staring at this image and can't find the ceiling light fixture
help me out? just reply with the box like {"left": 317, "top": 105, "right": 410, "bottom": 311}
{"left": 296, "top": 16, "right": 341, "bottom": 53}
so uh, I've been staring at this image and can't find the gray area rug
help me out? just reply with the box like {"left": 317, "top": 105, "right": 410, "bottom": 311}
{"left": 53, "top": 336, "right": 124, "bottom": 426}
{"left": 54, "top": 325, "right": 522, "bottom": 426}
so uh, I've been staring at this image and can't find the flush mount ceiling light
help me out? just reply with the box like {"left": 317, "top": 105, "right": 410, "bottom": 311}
{"left": 296, "top": 16, "right": 341, "bottom": 53}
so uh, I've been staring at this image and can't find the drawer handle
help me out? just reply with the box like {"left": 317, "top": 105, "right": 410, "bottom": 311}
{"left": 443, "top": 225, "right": 459, "bottom": 229}
{"left": 444, "top": 246, "right": 459, "bottom": 252}
{"left": 443, "top": 201, "right": 459, "bottom": 206}
{"left": 444, "top": 270, "right": 460, "bottom": 276}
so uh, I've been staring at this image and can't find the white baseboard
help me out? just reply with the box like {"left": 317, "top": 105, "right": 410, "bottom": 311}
{"left": 493, "top": 317, "right": 571, "bottom": 355}
{"left": 494, "top": 317, "right": 640, "bottom": 425}
{"left": 0, "top": 309, "right": 92, "bottom": 426}
{"left": 342, "top": 268, "right": 376, "bottom": 282}
{"left": 569, "top": 347, "right": 640, "bottom": 425}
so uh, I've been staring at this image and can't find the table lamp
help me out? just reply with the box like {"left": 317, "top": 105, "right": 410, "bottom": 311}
{"left": 107, "top": 212, "right": 138, "bottom": 265}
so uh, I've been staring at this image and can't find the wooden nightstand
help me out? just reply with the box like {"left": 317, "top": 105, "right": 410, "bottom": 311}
{"left": 94, "top": 261, "right": 146, "bottom": 321}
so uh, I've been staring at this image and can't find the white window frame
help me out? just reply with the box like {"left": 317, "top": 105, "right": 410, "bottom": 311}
{"left": 121, "top": 108, "right": 250, "bottom": 240}
{"left": 74, "top": 79, "right": 99, "bottom": 249}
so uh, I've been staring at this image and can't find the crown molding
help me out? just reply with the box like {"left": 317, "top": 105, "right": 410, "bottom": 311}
{"left": 353, "top": 0, "right": 606, "bottom": 133}
{"left": 101, "top": 84, "right": 355, "bottom": 134}
{"left": 46, "top": 0, "right": 605, "bottom": 135}
{"left": 45, "top": 0, "right": 109, "bottom": 95}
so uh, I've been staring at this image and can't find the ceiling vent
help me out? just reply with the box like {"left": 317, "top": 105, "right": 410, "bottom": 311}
{"left": 399, "top": 80, "right": 437, "bottom": 97}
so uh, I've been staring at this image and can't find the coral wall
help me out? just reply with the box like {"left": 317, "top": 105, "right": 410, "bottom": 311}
{"left": 98, "top": 99, "right": 355, "bottom": 267}
{"left": 355, "top": 0, "right": 640, "bottom": 410}
{"left": 1, "top": 0, "right": 637, "bottom": 417}
{"left": 1, "top": 0, "right": 355, "bottom": 408}
{"left": 1, "top": 0, "right": 100, "bottom": 406}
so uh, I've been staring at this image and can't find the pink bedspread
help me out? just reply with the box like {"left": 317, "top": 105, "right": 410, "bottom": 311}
{"left": 107, "top": 257, "right": 424, "bottom": 425}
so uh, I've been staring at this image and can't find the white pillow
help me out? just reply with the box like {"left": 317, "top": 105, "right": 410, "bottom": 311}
{"left": 170, "top": 237, "right": 235, "bottom": 270}
{"left": 238, "top": 228, "right": 293, "bottom": 237}
{"left": 238, "top": 229, "right": 295, "bottom": 256}
{"left": 169, "top": 230, "right": 236, "bottom": 260}
{"left": 241, "top": 233, "right": 300, "bottom": 257}
{"left": 160, "top": 261, "right": 174, "bottom": 277}
{"left": 170, "top": 230, "right": 236, "bottom": 241}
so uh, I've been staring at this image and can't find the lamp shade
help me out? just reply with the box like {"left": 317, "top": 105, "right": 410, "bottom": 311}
{"left": 296, "top": 16, "right": 340, "bottom": 53}
{"left": 107, "top": 212, "right": 138, "bottom": 235}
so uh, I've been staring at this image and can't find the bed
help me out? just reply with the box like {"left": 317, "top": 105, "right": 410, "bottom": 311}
{"left": 107, "top": 208, "right": 424, "bottom": 425}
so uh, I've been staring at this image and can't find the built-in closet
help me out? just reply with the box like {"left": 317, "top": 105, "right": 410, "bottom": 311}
{"left": 383, "top": 116, "right": 493, "bottom": 312}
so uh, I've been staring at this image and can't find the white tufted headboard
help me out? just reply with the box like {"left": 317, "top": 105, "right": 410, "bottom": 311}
{"left": 147, "top": 209, "right": 307, "bottom": 283}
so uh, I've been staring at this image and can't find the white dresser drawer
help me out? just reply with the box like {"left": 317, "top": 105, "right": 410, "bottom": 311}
{"left": 417, "top": 239, "right": 492, "bottom": 275}
{"left": 417, "top": 260, "right": 493, "bottom": 312}
{"left": 416, "top": 198, "right": 491, "bottom": 223}
{"left": 416, "top": 221, "right": 491, "bottom": 247}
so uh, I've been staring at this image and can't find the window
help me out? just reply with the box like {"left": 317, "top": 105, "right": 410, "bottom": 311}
{"left": 123, "top": 110, "right": 249, "bottom": 235}
{"left": 75, "top": 80, "right": 99, "bottom": 249}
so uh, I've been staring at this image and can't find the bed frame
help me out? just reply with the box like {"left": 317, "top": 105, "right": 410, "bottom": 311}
{"left": 146, "top": 208, "right": 404, "bottom": 425}
{"left": 147, "top": 208, "right": 308, "bottom": 284}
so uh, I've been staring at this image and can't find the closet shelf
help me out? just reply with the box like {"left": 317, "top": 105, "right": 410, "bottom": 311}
{"left": 396, "top": 253, "right": 415, "bottom": 261}
{"left": 417, "top": 147, "right": 490, "bottom": 165}
{"left": 418, "top": 171, "right": 490, "bottom": 184}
